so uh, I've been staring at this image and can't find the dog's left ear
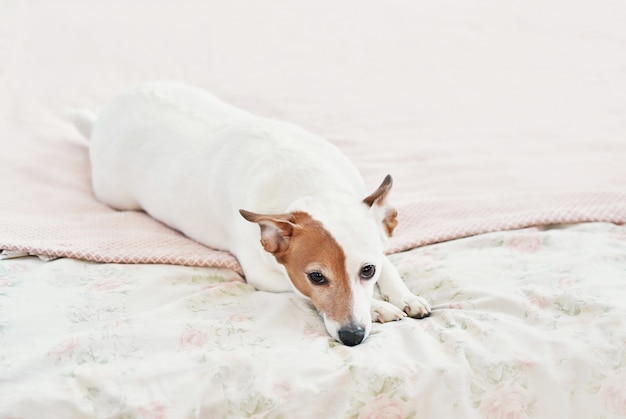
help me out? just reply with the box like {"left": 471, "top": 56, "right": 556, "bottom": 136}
{"left": 363, "top": 174, "right": 398, "bottom": 237}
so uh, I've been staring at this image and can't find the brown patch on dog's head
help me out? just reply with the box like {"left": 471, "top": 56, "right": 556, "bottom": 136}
{"left": 239, "top": 209, "right": 353, "bottom": 326}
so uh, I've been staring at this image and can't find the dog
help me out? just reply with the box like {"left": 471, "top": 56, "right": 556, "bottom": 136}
{"left": 68, "top": 81, "right": 431, "bottom": 346}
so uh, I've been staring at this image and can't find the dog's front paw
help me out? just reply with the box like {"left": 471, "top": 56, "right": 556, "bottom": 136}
{"left": 370, "top": 299, "right": 407, "bottom": 323}
{"left": 389, "top": 294, "right": 431, "bottom": 319}
{"left": 404, "top": 295, "right": 432, "bottom": 318}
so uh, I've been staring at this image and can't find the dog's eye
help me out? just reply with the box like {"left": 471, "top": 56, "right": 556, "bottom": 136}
{"left": 307, "top": 271, "right": 328, "bottom": 285}
{"left": 360, "top": 264, "right": 376, "bottom": 280}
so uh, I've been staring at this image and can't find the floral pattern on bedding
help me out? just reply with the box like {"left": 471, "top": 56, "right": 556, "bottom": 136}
{"left": 1, "top": 222, "right": 626, "bottom": 418}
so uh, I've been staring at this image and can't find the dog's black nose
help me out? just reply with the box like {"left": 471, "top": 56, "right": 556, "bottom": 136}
{"left": 338, "top": 325, "right": 366, "bottom": 346}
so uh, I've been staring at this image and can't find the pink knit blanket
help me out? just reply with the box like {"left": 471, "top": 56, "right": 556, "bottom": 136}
{"left": 2, "top": 1, "right": 625, "bottom": 270}
{"left": 2, "top": 123, "right": 624, "bottom": 272}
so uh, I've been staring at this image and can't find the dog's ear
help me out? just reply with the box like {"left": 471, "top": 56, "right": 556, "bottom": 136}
{"left": 239, "top": 209, "right": 295, "bottom": 255}
{"left": 363, "top": 174, "right": 393, "bottom": 207}
{"left": 363, "top": 174, "right": 398, "bottom": 237}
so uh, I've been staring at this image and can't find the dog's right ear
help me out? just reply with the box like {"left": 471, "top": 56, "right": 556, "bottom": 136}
{"left": 239, "top": 209, "right": 295, "bottom": 255}
{"left": 363, "top": 175, "right": 398, "bottom": 237}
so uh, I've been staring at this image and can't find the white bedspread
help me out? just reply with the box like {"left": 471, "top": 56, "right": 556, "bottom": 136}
{"left": 2, "top": 223, "right": 626, "bottom": 418}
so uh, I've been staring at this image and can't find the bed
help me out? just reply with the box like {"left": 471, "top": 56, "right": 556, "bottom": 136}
{"left": 2, "top": 1, "right": 626, "bottom": 418}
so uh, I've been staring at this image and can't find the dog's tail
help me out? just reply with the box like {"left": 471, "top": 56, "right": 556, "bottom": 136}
{"left": 64, "top": 106, "right": 97, "bottom": 139}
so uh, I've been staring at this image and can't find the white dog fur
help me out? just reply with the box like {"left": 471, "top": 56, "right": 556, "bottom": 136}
{"left": 69, "top": 81, "right": 431, "bottom": 346}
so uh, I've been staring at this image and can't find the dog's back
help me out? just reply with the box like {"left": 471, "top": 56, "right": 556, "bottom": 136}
{"left": 87, "top": 81, "right": 365, "bottom": 252}
{"left": 89, "top": 82, "right": 250, "bottom": 209}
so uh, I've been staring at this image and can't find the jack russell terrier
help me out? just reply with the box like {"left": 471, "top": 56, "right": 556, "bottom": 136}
{"left": 68, "top": 81, "right": 431, "bottom": 346}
